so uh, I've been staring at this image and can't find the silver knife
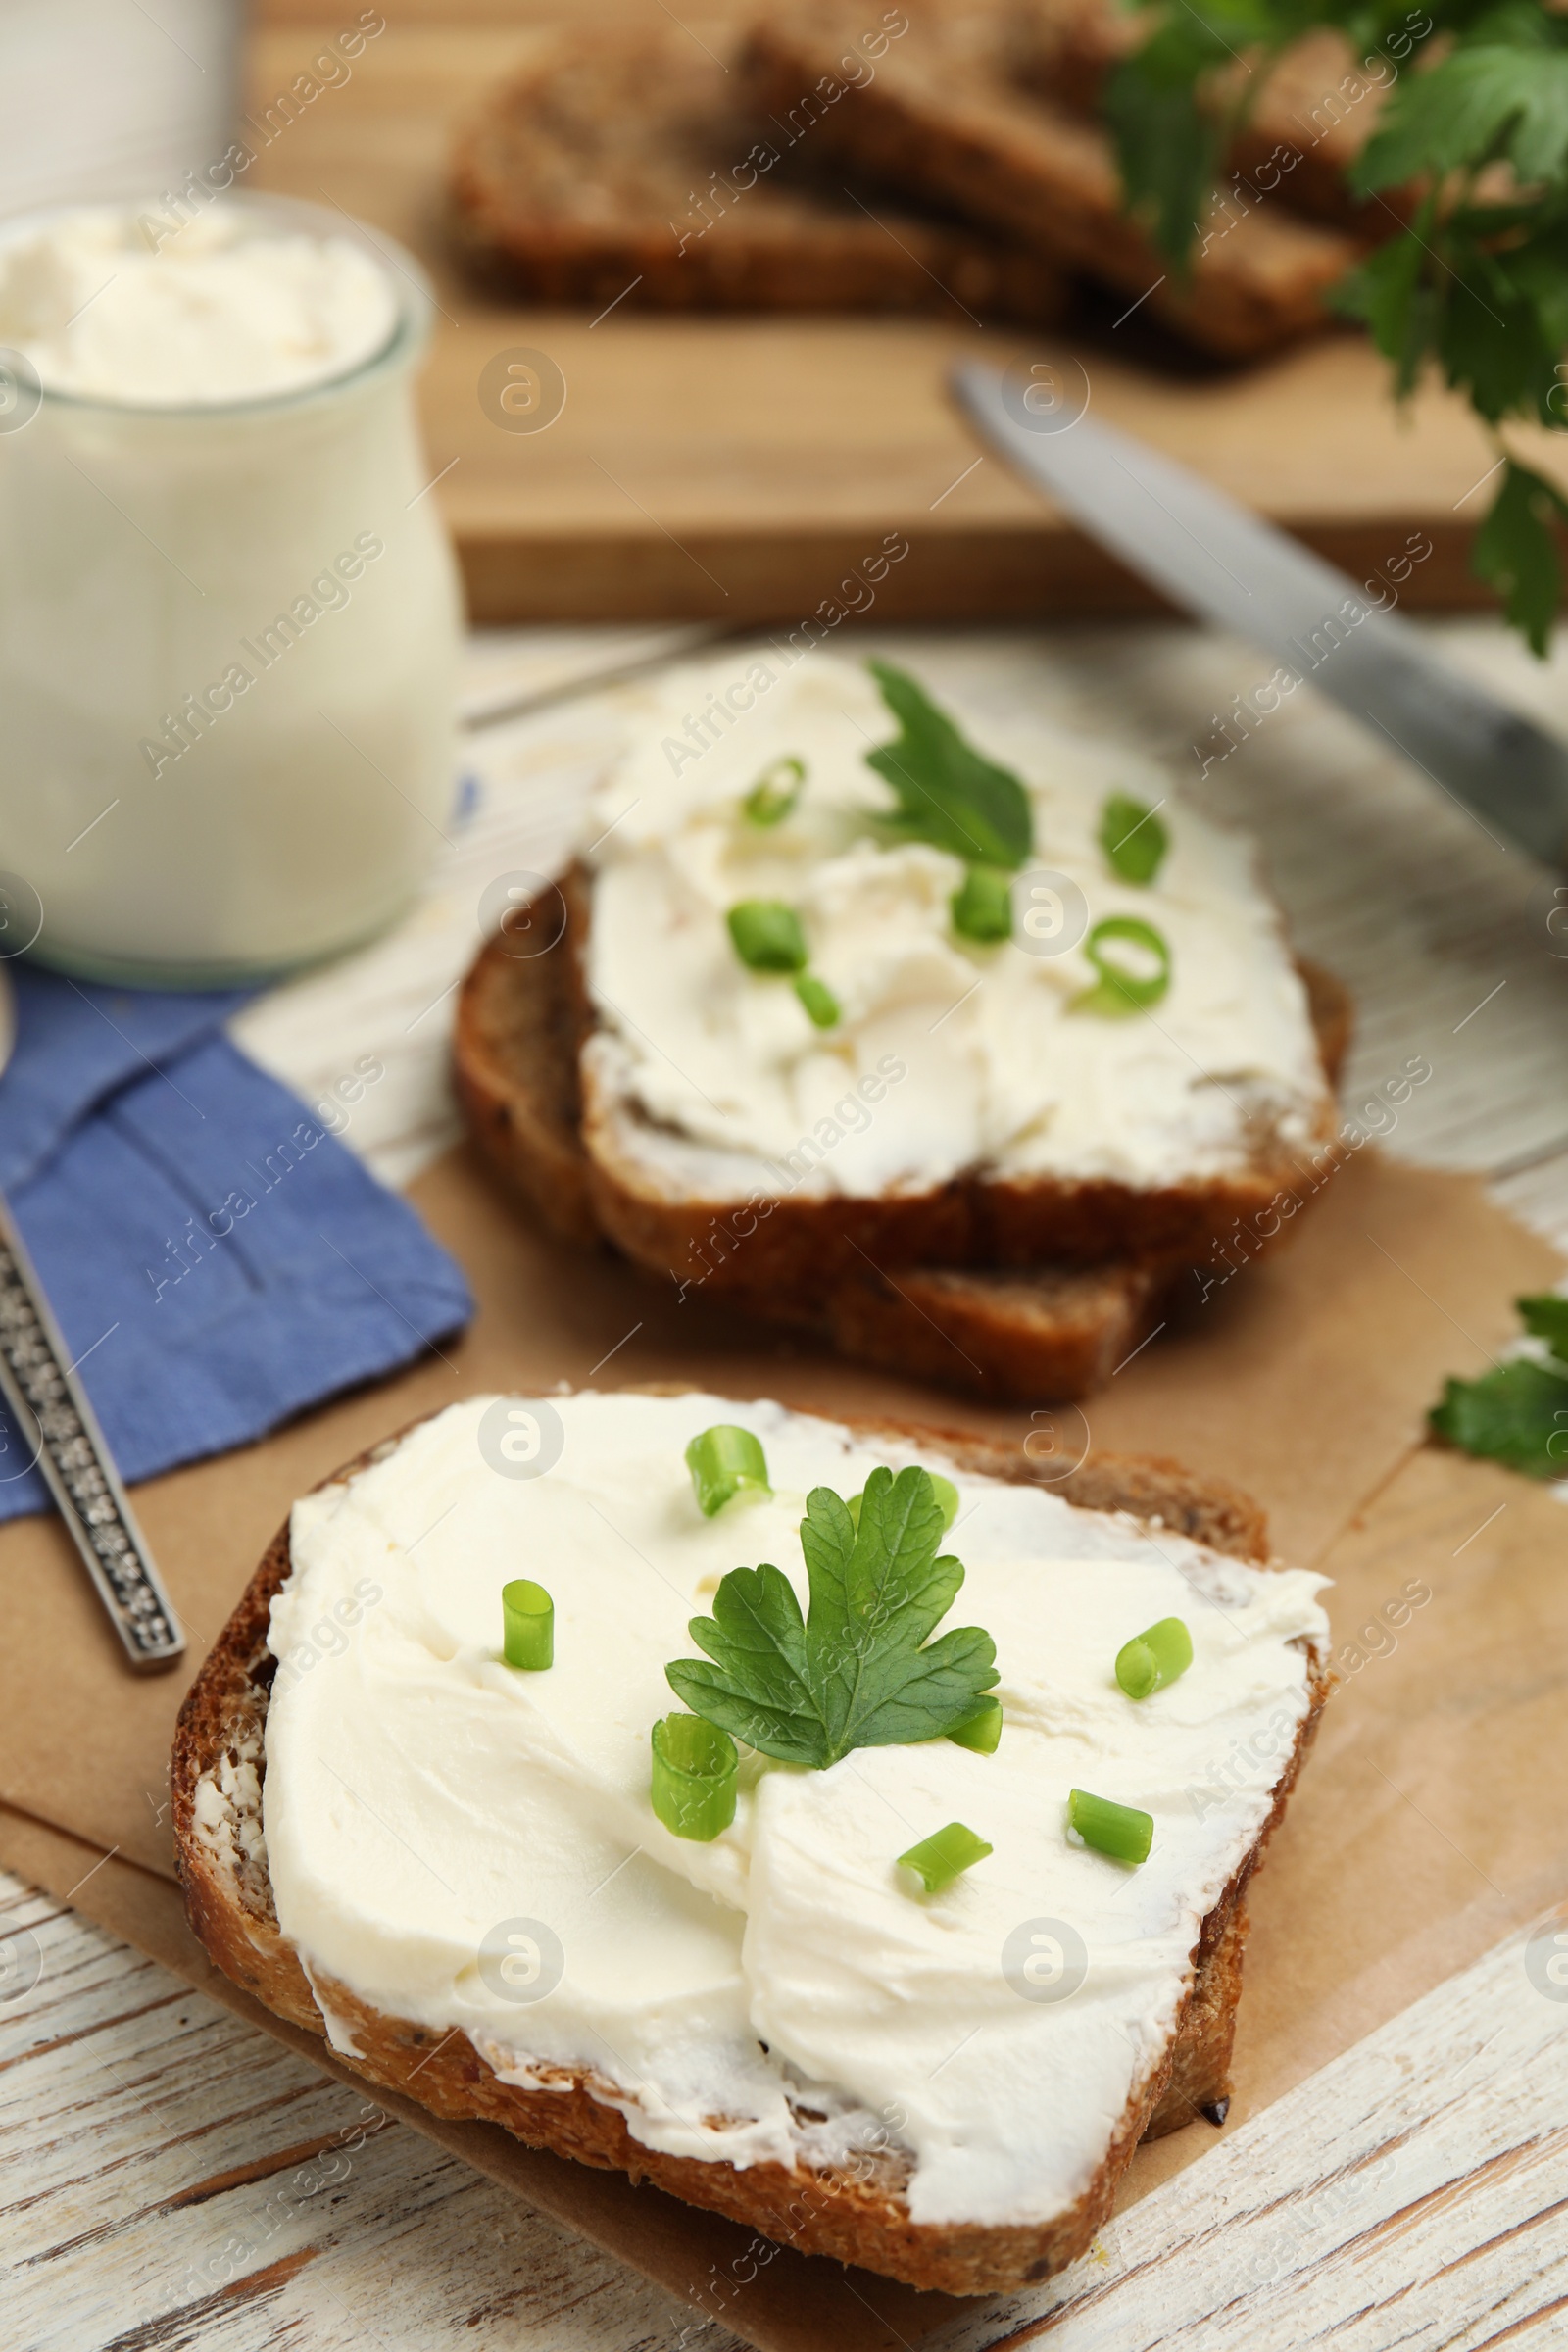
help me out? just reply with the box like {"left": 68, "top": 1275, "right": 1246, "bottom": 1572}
{"left": 953, "top": 361, "right": 1568, "bottom": 868}
{"left": 0, "top": 1193, "right": 185, "bottom": 1671}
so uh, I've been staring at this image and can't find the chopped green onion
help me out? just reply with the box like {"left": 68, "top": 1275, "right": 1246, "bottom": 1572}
{"left": 727, "top": 899, "right": 807, "bottom": 973}
{"left": 847, "top": 1470, "right": 958, "bottom": 1534}
{"left": 1069, "top": 1787, "right": 1152, "bottom": 1864}
{"left": 794, "top": 972, "right": 841, "bottom": 1028}
{"left": 1071, "top": 915, "right": 1172, "bottom": 1017}
{"left": 685, "top": 1424, "right": 770, "bottom": 1516}
{"left": 651, "top": 1712, "right": 738, "bottom": 1841}
{"left": 744, "top": 756, "right": 806, "bottom": 826}
{"left": 1114, "top": 1616, "right": 1193, "bottom": 1700}
{"left": 898, "top": 1821, "right": 993, "bottom": 1892}
{"left": 951, "top": 864, "right": 1013, "bottom": 944}
{"left": 1100, "top": 793, "right": 1168, "bottom": 886}
{"left": 947, "top": 1696, "right": 1003, "bottom": 1753}
{"left": 502, "top": 1579, "right": 554, "bottom": 1670}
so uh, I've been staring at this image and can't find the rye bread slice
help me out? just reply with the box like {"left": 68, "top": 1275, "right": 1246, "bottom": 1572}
{"left": 453, "top": 903, "right": 1178, "bottom": 1392}
{"left": 454, "top": 892, "right": 1350, "bottom": 1400}
{"left": 741, "top": 5, "right": 1364, "bottom": 357}
{"left": 453, "top": 865, "right": 1353, "bottom": 1345}
{"left": 450, "top": 29, "right": 1064, "bottom": 323}
{"left": 172, "top": 1398, "right": 1328, "bottom": 2296}
{"left": 1019, "top": 2, "right": 1418, "bottom": 238}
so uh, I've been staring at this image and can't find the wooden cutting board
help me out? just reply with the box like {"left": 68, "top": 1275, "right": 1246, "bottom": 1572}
{"left": 250, "top": 6, "right": 1566, "bottom": 623}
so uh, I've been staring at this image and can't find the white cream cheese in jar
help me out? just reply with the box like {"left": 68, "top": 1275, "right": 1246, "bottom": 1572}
{"left": 0, "top": 197, "right": 461, "bottom": 984}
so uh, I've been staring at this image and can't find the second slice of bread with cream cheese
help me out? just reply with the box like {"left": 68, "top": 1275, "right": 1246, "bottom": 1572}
{"left": 570, "top": 651, "right": 1338, "bottom": 1299}
{"left": 174, "top": 1390, "right": 1330, "bottom": 2294}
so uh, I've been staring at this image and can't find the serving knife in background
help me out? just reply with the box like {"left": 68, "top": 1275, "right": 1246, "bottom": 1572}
{"left": 953, "top": 362, "right": 1568, "bottom": 870}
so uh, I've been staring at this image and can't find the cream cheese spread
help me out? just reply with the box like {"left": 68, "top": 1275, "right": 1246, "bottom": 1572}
{"left": 581, "top": 655, "right": 1328, "bottom": 1198}
{"left": 262, "top": 1392, "right": 1328, "bottom": 2229}
{"left": 0, "top": 204, "right": 398, "bottom": 405}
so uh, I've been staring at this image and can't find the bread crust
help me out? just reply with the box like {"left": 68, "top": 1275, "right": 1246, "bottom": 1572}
{"left": 172, "top": 1402, "right": 1327, "bottom": 2296}
{"left": 450, "top": 29, "right": 1063, "bottom": 323}
{"left": 454, "top": 877, "right": 1350, "bottom": 1398}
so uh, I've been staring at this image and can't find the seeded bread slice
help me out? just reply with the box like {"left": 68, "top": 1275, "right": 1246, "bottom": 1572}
{"left": 450, "top": 30, "right": 1064, "bottom": 323}
{"left": 453, "top": 882, "right": 1349, "bottom": 1398}
{"left": 1018, "top": 1, "right": 1418, "bottom": 237}
{"left": 741, "top": 5, "right": 1364, "bottom": 358}
{"left": 172, "top": 1399, "right": 1328, "bottom": 2297}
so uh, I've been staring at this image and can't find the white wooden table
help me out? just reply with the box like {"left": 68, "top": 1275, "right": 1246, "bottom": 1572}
{"left": 6, "top": 618, "right": 1568, "bottom": 2351}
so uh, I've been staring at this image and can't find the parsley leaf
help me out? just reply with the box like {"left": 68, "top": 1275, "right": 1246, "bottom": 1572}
{"left": 664, "top": 1465, "right": 999, "bottom": 1768}
{"left": 1521, "top": 1294, "right": 1568, "bottom": 1354}
{"left": 1102, "top": 1, "right": 1568, "bottom": 656}
{"left": 1429, "top": 1292, "right": 1568, "bottom": 1477}
{"left": 1472, "top": 460, "right": 1568, "bottom": 657}
{"left": 1102, "top": 10, "right": 1237, "bottom": 272}
{"left": 1352, "top": 44, "right": 1568, "bottom": 193}
{"left": 864, "top": 662, "right": 1034, "bottom": 871}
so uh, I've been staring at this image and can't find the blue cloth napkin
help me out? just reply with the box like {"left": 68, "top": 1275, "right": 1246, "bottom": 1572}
{"left": 0, "top": 965, "right": 472, "bottom": 1521}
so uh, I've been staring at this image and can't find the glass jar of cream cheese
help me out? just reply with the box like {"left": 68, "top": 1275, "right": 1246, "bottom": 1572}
{"left": 0, "top": 195, "right": 462, "bottom": 985}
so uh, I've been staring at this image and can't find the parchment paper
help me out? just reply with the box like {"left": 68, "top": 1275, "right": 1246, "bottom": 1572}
{"left": 2, "top": 1141, "right": 1562, "bottom": 2350}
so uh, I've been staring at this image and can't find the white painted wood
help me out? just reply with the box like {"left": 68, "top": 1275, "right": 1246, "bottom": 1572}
{"left": 18, "top": 614, "right": 1568, "bottom": 2347}
{"left": 926, "top": 1914, "right": 1568, "bottom": 2352}
{"left": 0, "top": 1871, "right": 742, "bottom": 2352}
{"left": 6, "top": 1862, "right": 1564, "bottom": 2352}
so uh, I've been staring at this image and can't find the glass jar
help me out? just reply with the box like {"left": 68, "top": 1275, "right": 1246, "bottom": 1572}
{"left": 0, "top": 193, "right": 463, "bottom": 985}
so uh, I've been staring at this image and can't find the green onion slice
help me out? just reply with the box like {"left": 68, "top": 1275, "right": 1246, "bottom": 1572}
{"left": 744, "top": 756, "right": 806, "bottom": 826}
{"left": 1069, "top": 1787, "right": 1152, "bottom": 1864}
{"left": 727, "top": 899, "right": 807, "bottom": 973}
{"left": 651, "top": 1712, "right": 739, "bottom": 1841}
{"left": 898, "top": 1821, "right": 993, "bottom": 1892}
{"left": 685, "top": 1424, "right": 771, "bottom": 1516}
{"left": 951, "top": 864, "right": 1013, "bottom": 944}
{"left": 847, "top": 1470, "right": 958, "bottom": 1533}
{"left": 1114, "top": 1616, "right": 1193, "bottom": 1700}
{"left": 946, "top": 1696, "right": 1003, "bottom": 1753}
{"left": 502, "top": 1579, "right": 554, "bottom": 1671}
{"left": 794, "top": 972, "right": 841, "bottom": 1028}
{"left": 1071, "top": 915, "right": 1172, "bottom": 1017}
{"left": 1100, "top": 793, "right": 1168, "bottom": 886}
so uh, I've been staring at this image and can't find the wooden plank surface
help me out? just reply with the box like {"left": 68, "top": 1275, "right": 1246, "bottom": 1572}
{"left": 236, "top": 13, "right": 1568, "bottom": 622}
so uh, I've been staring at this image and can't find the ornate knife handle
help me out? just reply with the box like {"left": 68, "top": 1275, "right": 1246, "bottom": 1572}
{"left": 0, "top": 1194, "right": 184, "bottom": 1671}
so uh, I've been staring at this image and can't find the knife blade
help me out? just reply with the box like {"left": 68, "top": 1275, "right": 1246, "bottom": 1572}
{"left": 953, "top": 361, "right": 1568, "bottom": 868}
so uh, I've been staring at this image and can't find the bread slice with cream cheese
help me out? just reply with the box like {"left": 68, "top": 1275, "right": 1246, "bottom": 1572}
{"left": 456, "top": 894, "right": 1348, "bottom": 1399}
{"left": 173, "top": 1391, "right": 1329, "bottom": 2295}
{"left": 456, "top": 651, "right": 1347, "bottom": 1396}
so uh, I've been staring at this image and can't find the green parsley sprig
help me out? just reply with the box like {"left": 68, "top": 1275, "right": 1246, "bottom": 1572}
{"left": 664, "top": 1464, "right": 1000, "bottom": 1768}
{"left": 1104, "top": 0, "right": 1568, "bottom": 652}
{"left": 865, "top": 662, "right": 1035, "bottom": 940}
{"left": 1429, "top": 1291, "right": 1568, "bottom": 1475}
